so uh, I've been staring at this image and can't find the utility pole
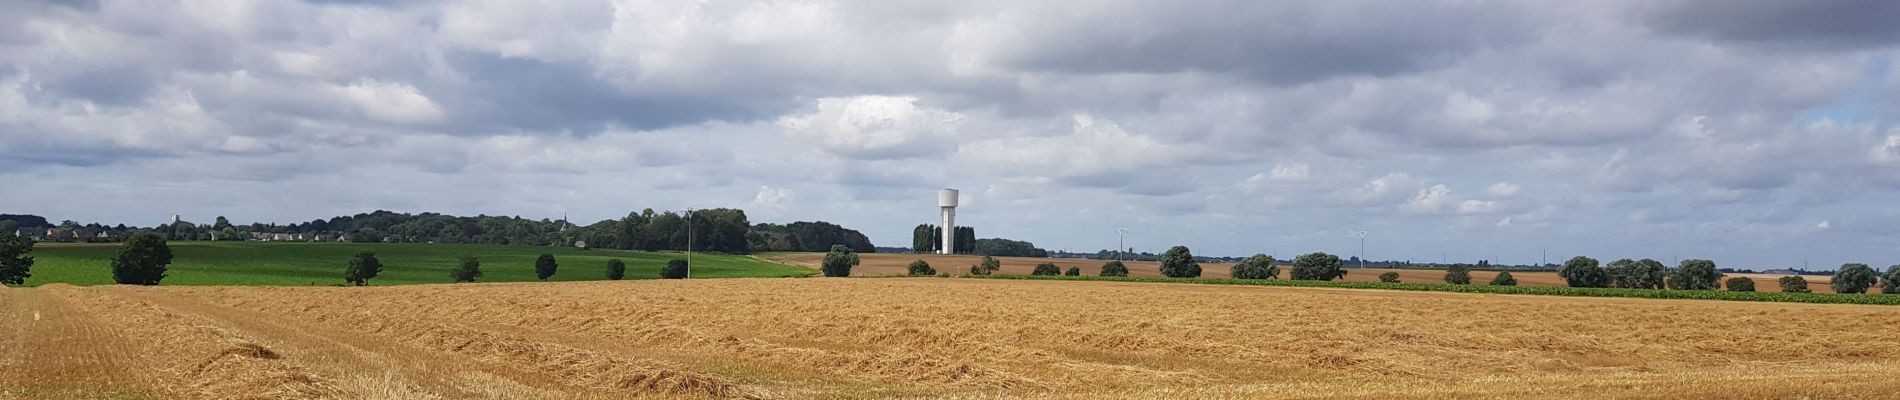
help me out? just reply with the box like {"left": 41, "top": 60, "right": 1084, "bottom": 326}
{"left": 685, "top": 208, "right": 694, "bottom": 279}
{"left": 1116, "top": 228, "right": 1128, "bottom": 262}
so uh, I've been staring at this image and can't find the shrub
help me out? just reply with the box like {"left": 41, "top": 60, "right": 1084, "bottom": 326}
{"left": 1378, "top": 272, "right": 1400, "bottom": 283}
{"left": 1559, "top": 256, "right": 1608, "bottom": 288}
{"left": 1032, "top": 263, "right": 1062, "bottom": 276}
{"left": 1779, "top": 275, "right": 1810, "bottom": 293}
{"left": 1064, "top": 266, "right": 1081, "bottom": 276}
{"left": 534, "top": 253, "right": 558, "bottom": 281}
{"left": 1607, "top": 258, "right": 1667, "bottom": 289}
{"left": 1884, "top": 265, "right": 1900, "bottom": 295}
{"left": 1832, "top": 263, "right": 1879, "bottom": 294}
{"left": 1668, "top": 259, "right": 1721, "bottom": 290}
{"left": 1445, "top": 264, "right": 1472, "bottom": 285}
{"left": 1290, "top": 252, "right": 1347, "bottom": 281}
{"left": 1726, "top": 277, "right": 1755, "bottom": 292}
{"left": 661, "top": 259, "right": 689, "bottom": 279}
{"left": 1099, "top": 261, "right": 1129, "bottom": 277}
{"left": 344, "top": 251, "right": 383, "bottom": 286}
{"left": 112, "top": 233, "right": 173, "bottom": 285}
{"left": 970, "top": 256, "right": 1001, "bottom": 275}
{"left": 821, "top": 245, "right": 860, "bottom": 277}
{"left": 1159, "top": 246, "right": 1201, "bottom": 278}
{"left": 1490, "top": 271, "right": 1518, "bottom": 286}
{"left": 450, "top": 256, "right": 483, "bottom": 283}
{"left": 1231, "top": 254, "right": 1279, "bottom": 280}
{"left": 606, "top": 259, "right": 627, "bottom": 280}
{"left": 907, "top": 260, "right": 936, "bottom": 276}
{"left": 0, "top": 230, "right": 33, "bottom": 286}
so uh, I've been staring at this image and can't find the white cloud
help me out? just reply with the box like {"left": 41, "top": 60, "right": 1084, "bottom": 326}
{"left": 778, "top": 95, "right": 964, "bottom": 160}
{"left": 1487, "top": 182, "right": 1521, "bottom": 198}
{"left": 333, "top": 80, "right": 444, "bottom": 124}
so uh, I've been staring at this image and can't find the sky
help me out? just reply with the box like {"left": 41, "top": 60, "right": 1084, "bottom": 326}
{"left": 3, "top": 1, "right": 1900, "bottom": 268}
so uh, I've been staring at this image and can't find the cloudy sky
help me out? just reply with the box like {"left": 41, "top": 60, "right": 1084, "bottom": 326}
{"left": 4, "top": 0, "right": 1899, "bottom": 268}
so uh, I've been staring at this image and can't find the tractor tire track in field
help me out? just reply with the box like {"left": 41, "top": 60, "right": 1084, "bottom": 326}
{"left": 0, "top": 285, "right": 148, "bottom": 399}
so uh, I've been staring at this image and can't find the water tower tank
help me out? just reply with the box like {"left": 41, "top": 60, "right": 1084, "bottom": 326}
{"left": 939, "top": 188, "right": 959, "bottom": 207}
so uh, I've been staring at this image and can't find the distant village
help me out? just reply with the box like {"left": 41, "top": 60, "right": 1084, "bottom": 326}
{"left": 6, "top": 214, "right": 349, "bottom": 243}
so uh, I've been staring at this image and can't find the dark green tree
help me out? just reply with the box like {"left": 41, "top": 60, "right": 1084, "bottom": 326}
{"left": 344, "top": 251, "right": 383, "bottom": 286}
{"left": 1832, "top": 263, "right": 1879, "bottom": 294}
{"left": 1606, "top": 258, "right": 1667, "bottom": 289}
{"left": 911, "top": 224, "right": 939, "bottom": 253}
{"left": 1445, "top": 263, "right": 1472, "bottom": 285}
{"left": 450, "top": 256, "right": 483, "bottom": 283}
{"left": 661, "top": 259, "right": 689, "bottom": 279}
{"left": 1064, "top": 266, "right": 1081, "bottom": 276}
{"left": 1725, "top": 277, "right": 1755, "bottom": 292}
{"left": 970, "top": 256, "right": 1001, "bottom": 275}
{"left": 112, "top": 233, "right": 172, "bottom": 285}
{"left": 1779, "top": 275, "right": 1811, "bottom": 293}
{"left": 1490, "top": 270, "right": 1518, "bottom": 286}
{"left": 820, "top": 244, "right": 859, "bottom": 277}
{"left": 606, "top": 259, "right": 627, "bottom": 280}
{"left": 1378, "top": 271, "right": 1400, "bottom": 283}
{"left": 1231, "top": 254, "right": 1278, "bottom": 279}
{"left": 1031, "top": 263, "right": 1061, "bottom": 276}
{"left": 1883, "top": 265, "right": 1900, "bottom": 295}
{"left": 1559, "top": 256, "right": 1608, "bottom": 288}
{"left": 1668, "top": 259, "right": 1721, "bottom": 290}
{"left": 0, "top": 230, "right": 33, "bottom": 286}
{"left": 1099, "top": 261, "right": 1129, "bottom": 277}
{"left": 1158, "top": 246, "right": 1201, "bottom": 278}
{"left": 534, "top": 253, "right": 558, "bottom": 280}
{"left": 1290, "top": 252, "right": 1347, "bottom": 281}
{"left": 907, "top": 260, "right": 935, "bottom": 276}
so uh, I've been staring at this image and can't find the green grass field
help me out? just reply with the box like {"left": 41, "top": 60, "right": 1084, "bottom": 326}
{"left": 19, "top": 241, "right": 815, "bottom": 287}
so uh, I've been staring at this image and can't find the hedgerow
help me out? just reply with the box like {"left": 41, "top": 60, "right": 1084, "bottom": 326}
{"left": 961, "top": 274, "right": 1900, "bottom": 306}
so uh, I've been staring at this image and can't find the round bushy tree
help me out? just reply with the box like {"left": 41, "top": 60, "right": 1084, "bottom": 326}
{"left": 1725, "top": 277, "right": 1756, "bottom": 292}
{"left": 1064, "top": 266, "right": 1081, "bottom": 276}
{"left": 1559, "top": 256, "right": 1608, "bottom": 288}
{"left": 0, "top": 230, "right": 34, "bottom": 286}
{"left": 606, "top": 259, "right": 627, "bottom": 280}
{"left": 1231, "top": 254, "right": 1278, "bottom": 280}
{"left": 534, "top": 253, "right": 558, "bottom": 281}
{"left": 907, "top": 260, "right": 935, "bottom": 276}
{"left": 344, "top": 251, "right": 383, "bottom": 286}
{"left": 1159, "top": 246, "right": 1201, "bottom": 278}
{"left": 1445, "top": 263, "right": 1472, "bottom": 285}
{"left": 1779, "top": 275, "right": 1810, "bottom": 293}
{"left": 1883, "top": 265, "right": 1900, "bottom": 295}
{"left": 450, "top": 256, "right": 483, "bottom": 283}
{"left": 661, "top": 258, "right": 689, "bottom": 279}
{"left": 112, "top": 233, "right": 173, "bottom": 285}
{"left": 1099, "top": 261, "right": 1129, "bottom": 277}
{"left": 1490, "top": 271, "right": 1518, "bottom": 286}
{"left": 1290, "top": 252, "right": 1347, "bottom": 281}
{"left": 1832, "top": 263, "right": 1879, "bottom": 294}
{"left": 1379, "top": 272, "right": 1401, "bottom": 283}
{"left": 1668, "top": 259, "right": 1721, "bottom": 290}
{"left": 969, "top": 256, "right": 1001, "bottom": 275}
{"left": 1031, "top": 263, "right": 1061, "bottom": 276}
{"left": 821, "top": 245, "right": 860, "bottom": 277}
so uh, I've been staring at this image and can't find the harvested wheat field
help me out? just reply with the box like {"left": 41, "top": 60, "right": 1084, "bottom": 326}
{"left": 3, "top": 279, "right": 1897, "bottom": 399}
{"left": 765, "top": 253, "right": 1842, "bottom": 293}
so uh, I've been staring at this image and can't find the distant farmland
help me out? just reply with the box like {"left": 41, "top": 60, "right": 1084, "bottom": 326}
{"left": 764, "top": 253, "right": 1842, "bottom": 293}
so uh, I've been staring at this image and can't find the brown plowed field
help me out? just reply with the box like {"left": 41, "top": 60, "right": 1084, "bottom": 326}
{"left": 3, "top": 278, "right": 1896, "bottom": 399}
{"left": 764, "top": 253, "right": 1844, "bottom": 293}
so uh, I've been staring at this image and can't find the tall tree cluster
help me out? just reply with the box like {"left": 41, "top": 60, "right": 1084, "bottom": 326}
{"left": 909, "top": 224, "right": 978, "bottom": 254}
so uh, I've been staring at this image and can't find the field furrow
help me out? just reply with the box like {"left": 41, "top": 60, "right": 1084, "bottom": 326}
{"left": 1, "top": 286, "right": 149, "bottom": 399}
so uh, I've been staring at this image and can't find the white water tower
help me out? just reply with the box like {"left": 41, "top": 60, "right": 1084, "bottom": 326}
{"left": 938, "top": 188, "right": 958, "bottom": 254}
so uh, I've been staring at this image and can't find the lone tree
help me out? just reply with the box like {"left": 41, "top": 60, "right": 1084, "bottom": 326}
{"left": 821, "top": 244, "right": 859, "bottom": 277}
{"left": 112, "top": 233, "right": 173, "bottom": 285}
{"left": 606, "top": 259, "right": 627, "bottom": 280}
{"left": 0, "top": 230, "right": 33, "bottom": 286}
{"left": 1099, "top": 261, "right": 1129, "bottom": 277}
{"left": 1559, "top": 256, "right": 1608, "bottom": 288}
{"left": 1232, "top": 254, "right": 1279, "bottom": 280}
{"left": 1290, "top": 252, "right": 1347, "bottom": 281}
{"left": 534, "top": 253, "right": 559, "bottom": 281}
{"left": 1883, "top": 265, "right": 1900, "bottom": 295}
{"left": 1779, "top": 275, "right": 1811, "bottom": 293}
{"left": 1832, "top": 263, "right": 1879, "bottom": 294}
{"left": 661, "top": 259, "right": 689, "bottom": 279}
{"left": 450, "top": 256, "right": 483, "bottom": 283}
{"left": 1032, "top": 263, "right": 1061, "bottom": 276}
{"left": 1725, "top": 277, "right": 1756, "bottom": 292}
{"left": 1445, "top": 263, "right": 1472, "bottom": 285}
{"left": 1668, "top": 259, "right": 1722, "bottom": 290}
{"left": 1159, "top": 246, "right": 1201, "bottom": 278}
{"left": 907, "top": 260, "right": 936, "bottom": 276}
{"left": 343, "top": 251, "right": 383, "bottom": 286}
{"left": 1490, "top": 271, "right": 1518, "bottom": 286}
{"left": 1378, "top": 271, "right": 1401, "bottom": 283}
{"left": 1607, "top": 258, "right": 1667, "bottom": 289}
{"left": 1064, "top": 266, "right": 1081, "bottom": 276}
{"left": 970, "top": 256, "right": 1001, "bottom": 275}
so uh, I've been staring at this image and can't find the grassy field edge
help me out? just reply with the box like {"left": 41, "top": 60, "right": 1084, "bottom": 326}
{"left": 954, "top": 274, "right": 1900, "bottom": 305}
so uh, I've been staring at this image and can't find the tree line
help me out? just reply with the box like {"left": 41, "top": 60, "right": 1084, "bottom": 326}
{"left": 910, "top": 224, "right": 975, "bottom": 253}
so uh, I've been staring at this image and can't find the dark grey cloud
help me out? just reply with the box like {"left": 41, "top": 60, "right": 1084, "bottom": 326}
{"left": 1640, "top": 1, "right": 1900, "bottom": 49}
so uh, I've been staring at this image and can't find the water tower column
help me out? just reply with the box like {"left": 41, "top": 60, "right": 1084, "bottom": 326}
{"left": 939, "top": 188, "right": 958, "bottom": 255}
